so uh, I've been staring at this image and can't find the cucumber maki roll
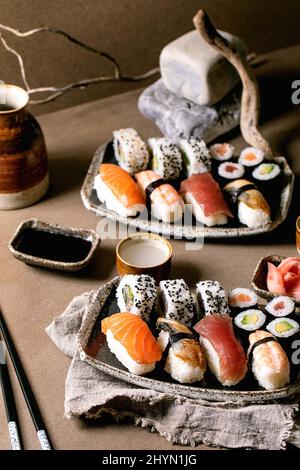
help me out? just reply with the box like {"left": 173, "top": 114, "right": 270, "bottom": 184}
{"left": 116, "top": 274, "right": 157, "bottom": 322}
{"left": 148, "top": 138, "right": 182, "bottom": 180}
{"left": 179, "top": 138, "right": 211, "bottom": 177}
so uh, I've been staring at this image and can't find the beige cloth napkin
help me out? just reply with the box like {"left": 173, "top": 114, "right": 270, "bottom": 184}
{"left": 46, "top": 289, "right": 300, "bottom": 450}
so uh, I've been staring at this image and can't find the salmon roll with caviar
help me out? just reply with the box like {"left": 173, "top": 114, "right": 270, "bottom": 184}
{"left": 101, "top": 313, "right": 162, "bottom": 375}
{"left": 248, "top": 330, "right": 290, "bottom": 390}
{"left": 229, "top": 287, "right": 258, "bottom": 314}
{"left": 179, "top": 137, "right": 211, "bottom": 176}
{"left": 159, "top": 279, "right": 198, "bottom": 327}
{"left": 113, "top": 128, "right": 149, "bottom": 174}
{"left": 156, "top": 317, "right": 206, "bottom": 384}
{"left": 148, "top": 138, "right": 182, "bottom": 180}
{"left": 116, "top": 274, "right": 157, "bottom": 322}
{"left": 194, "top": 314, "right": 248, "bottom": 386}
{"left": 196, "top": 280, "right": 230, "bottom": 316}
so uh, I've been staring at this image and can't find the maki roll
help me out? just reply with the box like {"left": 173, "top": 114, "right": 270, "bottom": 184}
{"left": 113, "top": 128, "right": 149, "bottom": 174}
{"left": 101, "top": 313, "right": 162, "bottom": 375}
{"left": 229, "top": 287, "right": 258, "bottom": 314}
{"left": 116, "top": 274, "right": 157, "bottom": 322}
{"left": 266, "top": 317, "right": 299, "bottom": 351}
{"left": 159, "top": 279, "right": 198, "bottom": 327}
{"left": 148, "top": 138, "right": 182, "bottom": 180}
{"left": 196, "top": 280, "right": 230, "bottom": 315}
{"left": 248, "top": 330, "right": 290, "bottom": 390}
{"left": 135, "top": 170, "right": 184, "bottom": 223}
{"left": 180, "top": 173, "right": 233, "bottom": 227}
{"left": 265, "top": 296, "right": 295, "bottom": 318}
{"left": 252, "top": 163, "right": 282, "bottom": 208}
{"left": 156, "top": 317, "right": 206, "bottom": 384}
{"left": 94, "top": 164, "right": 146, "bottom": 217}
{"left": 194, "top": 314, "right": 248, "bottom": 386}
{"left": 217, "top": 162, "right": 245, "bottom": 187}
{"left": 238, "top": 147, "right": 264, "bottom": 168}
{"left": 209, "top": 143, "right": 234, "bottom": 162}
{"left": 234, "top": 309, "right": 266, "bottom": 345}
{"left": 224, "top": 179, "right": 271, "bottom": 228}
{"left": 179, "top": 137, "right": 211, "bottom": 176}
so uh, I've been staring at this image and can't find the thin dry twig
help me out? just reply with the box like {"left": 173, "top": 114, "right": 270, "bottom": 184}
{"left": 0, "top": 24, "right": 160, "bottom": 105}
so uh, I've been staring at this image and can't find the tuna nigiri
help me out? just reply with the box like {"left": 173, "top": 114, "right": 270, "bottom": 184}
{"left": 248, "top": 330, "right": 290, "bottom": 390}
{"left": 94, "top": 163, "right": 146, "bottom": 217}
{"left": 194, "top": 314, "right": 248, "bottom": 386}
{"left": 101, "top": 312, "right": 162, "bottom": 375}
{"left": 180, "top": 172, "right": 233, "bottom": 227}
{"left": 135, "top": 170, "right": 184, "bottom": 223}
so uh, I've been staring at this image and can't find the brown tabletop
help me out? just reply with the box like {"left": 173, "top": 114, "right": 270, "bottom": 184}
{"left": 0, "top": 46, "right": 299, "bottom": 450}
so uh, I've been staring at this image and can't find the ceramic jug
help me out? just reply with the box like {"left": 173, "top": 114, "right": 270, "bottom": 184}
{"left": 0, "top": 84, "right": 49, "bottom": 209}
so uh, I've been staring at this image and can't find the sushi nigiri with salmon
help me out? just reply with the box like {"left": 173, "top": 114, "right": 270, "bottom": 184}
{"left": 224, "top": 179, "right": 271, "bottom": 228}
{"left": 94, "top": 163, "right": 146, "bottom": 217}
{"left": 101, "top": 312, "right": 162, "bottom": 375}
{"left": 248, "top": 330, "right": 290, "bottom": 390}
{"left": 180, "top": 172, "right": 233, "bottom": 227}
{"left": 135, "top": 170, "right": 184, "bottom": 223}
{"left": 194, "top": 314, "right": 248, "bottom": 386}
{"left": 156, "top": 317, "right": 206, "bottom": 384}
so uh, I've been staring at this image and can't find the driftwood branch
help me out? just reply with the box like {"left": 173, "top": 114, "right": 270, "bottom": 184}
{"left": 193, "top": 9, "right": 273, "bottom": 156}
{"left": 0, "top": 24, "right": 160, "bottom": 105}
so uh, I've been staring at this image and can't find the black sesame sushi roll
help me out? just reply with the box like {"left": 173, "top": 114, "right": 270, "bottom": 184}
{"left": 159, "top": 279, "right": 198, "bottom": 327}
{"left": 179, "top": 137, "right": 211, "bottom": 176}
{"left": 265, "top": 296, "right": 295, "bottom": 319}
{"left": 234, "top": 309, "right": 266, "bottom": 346}
{"left": 196, "top": 280, "right": 230, "bottom": 316}
{"left": 148, "top": 138, "right": 182, "bottom": 180}
{"left": 116, "top": 274, "right": 157, "bottom": 323}
{"left": 229, "top": 288, "right": 258, "bottom": 315}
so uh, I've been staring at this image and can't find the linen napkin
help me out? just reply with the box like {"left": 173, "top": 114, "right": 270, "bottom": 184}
{"left": 46, "top": 287, "right": 300, "bottom": 450}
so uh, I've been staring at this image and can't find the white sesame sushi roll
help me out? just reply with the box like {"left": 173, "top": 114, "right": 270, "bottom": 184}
{"left": 148, "top": 138, "right": 182, "bottom": 180}
{"left": 179, "top": 138, "right": 211, "bottom": 176}
{"left": 113, "top": 128, "right": 149, "bottom": 174}
{"left": 196, "top": 280, "right": 230, "bottom": 315}
{"left": 159, "top": 279, "right": 198, "bottom": 327}
{"left": 209, "top": 143, "right": 235, "bottom": 161}
{"left": 156, "top": 317, "right": 206, "bottom": 384}
{"left": 238, "top": 147, "right": 264, "bottom": 167}
{"left": 116, "top": 274, "right": 157, "bottom": 322}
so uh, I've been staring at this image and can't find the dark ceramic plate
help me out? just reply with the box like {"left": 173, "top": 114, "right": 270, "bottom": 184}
{"left": 77, "top": 277, "right": 300, "bottom": 403}
{"left": 81, "top": 141, "right": 295, "bottom": 239}
{"left": 252, "top": 254, "right": 300, "bottom": 307}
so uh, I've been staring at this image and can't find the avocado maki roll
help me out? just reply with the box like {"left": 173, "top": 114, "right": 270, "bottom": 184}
{"left": 234, "top": 309, "right": 266, "bottom": 345}
{"left": 266, "top": 317, "right": 300, "bottom": 362}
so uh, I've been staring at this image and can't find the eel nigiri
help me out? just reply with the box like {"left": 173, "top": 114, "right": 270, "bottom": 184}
{"left": 248, "top": 330, "right": 290, "bottom": 390}
{"left": 194, "top": 314, "right": 248, "bottom": 386}
{"left": 156, "top": 317, "right": 206, "bottom": 384}
{"left": 94, "top": 163, "right": 146, "bottom": 217}
{"left": 224, "top": 179, "right": 271, "bottom": 228}
{"left": 180, "top": 172, "right": 233, "bottom": 227}
{"left": 101, "top": 312, "right": 162, "bottom": 375}
{"left": 135, "top": 170, "right": 184, "bottom": 223}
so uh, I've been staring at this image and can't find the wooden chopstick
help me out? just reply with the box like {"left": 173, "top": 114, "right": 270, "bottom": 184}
{"left": 0, "top": 309, "right": 53, "bottom": 450}
{"left": 0, "top": 339, "right": 22, "bottom": 450}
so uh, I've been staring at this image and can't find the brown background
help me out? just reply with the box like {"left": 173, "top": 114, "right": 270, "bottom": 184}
{"left": 0, "top": 0, "right": 300, "bottom": 114}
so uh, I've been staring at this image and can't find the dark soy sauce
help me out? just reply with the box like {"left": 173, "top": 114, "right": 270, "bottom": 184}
{"left": 0, "top": 104, "right": 15, "bottom": 111}
{"left": 16, "top": 228, "right": 92, "bottom": 263}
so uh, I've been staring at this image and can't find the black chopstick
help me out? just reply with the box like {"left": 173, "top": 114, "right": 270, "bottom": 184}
{"left": 0, "top": 309, "right": 53, "bottom": 450}
{"left": 0, "top": 339, "right": 22, "bottom": 450}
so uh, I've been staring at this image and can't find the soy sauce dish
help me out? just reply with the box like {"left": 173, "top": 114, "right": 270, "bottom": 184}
{"left": 8, "top": 219, "right": 100, "bottom": 271}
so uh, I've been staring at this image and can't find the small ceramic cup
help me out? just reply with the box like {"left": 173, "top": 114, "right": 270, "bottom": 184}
{"left": 296, "top": 216, "right": 300, "bottom": 255}
{"left": 116, "top": 232, "right": 172, "bottom": 283}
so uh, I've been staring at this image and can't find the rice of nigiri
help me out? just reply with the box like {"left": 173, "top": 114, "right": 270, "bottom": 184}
{"left": 101, "top": 312, "right": 162, "bottom": 376}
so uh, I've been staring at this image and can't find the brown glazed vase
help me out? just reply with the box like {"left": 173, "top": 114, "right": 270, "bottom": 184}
{"left": 0, "top": 84, "right": 49, "bottom": 209}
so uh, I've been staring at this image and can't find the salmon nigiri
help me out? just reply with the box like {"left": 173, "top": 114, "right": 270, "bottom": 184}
{"left": 101, "top": 312, "right": 162, "bottom": 375}
{"left": 248, "top": 330, "right": 290, "bottom": 390}
{"left": 194, "top": 314, "right": 247, "bottom": 386}
{"left": 94, "top": 163, "right": 146, "bottom": 217}
{"left": 135, "top": 170, "right": 184, "bottom": 223}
